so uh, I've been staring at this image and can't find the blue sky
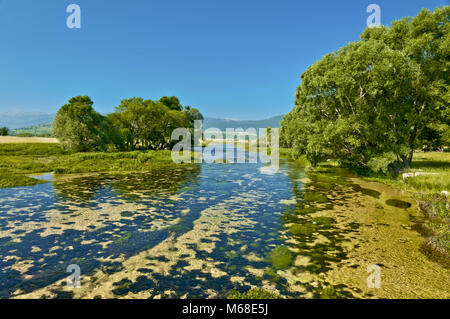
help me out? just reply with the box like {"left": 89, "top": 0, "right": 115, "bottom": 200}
{"left": 0, "top": 0, "right": 447, "bottom": 119}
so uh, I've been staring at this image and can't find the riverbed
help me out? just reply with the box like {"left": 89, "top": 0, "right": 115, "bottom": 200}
{"left": 0, "top": 154, "right": 448, "bottom": 299}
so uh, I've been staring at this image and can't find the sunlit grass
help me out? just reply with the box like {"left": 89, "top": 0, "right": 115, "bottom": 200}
{"left": 0, "top": 143, "right": 195, "bottom": 188}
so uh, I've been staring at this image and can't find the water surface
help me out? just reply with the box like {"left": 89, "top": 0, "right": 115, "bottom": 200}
{"left": 0, "top": 154, "right": 448, "bottom": 299}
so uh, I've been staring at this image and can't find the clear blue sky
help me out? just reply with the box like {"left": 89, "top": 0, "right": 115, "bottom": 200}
{"left": 0, "top": 0, "right": 447, "bottom": 119}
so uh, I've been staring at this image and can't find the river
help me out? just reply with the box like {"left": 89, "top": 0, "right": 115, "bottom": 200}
{"left": 0, "top": 151, "right": 448, "bottom": 298}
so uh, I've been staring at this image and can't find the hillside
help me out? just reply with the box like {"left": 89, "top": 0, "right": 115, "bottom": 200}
{"left": 203, "top": 115, "right": 283, "bottom": 131}
{"left": 4, "top": 113, "right": 284, "bottom": 137}
{"left": 11, "top": 122, "right": 53, "bottom": 136}
{"left": 0, "top": 111, "right": 54, "bottom": 129}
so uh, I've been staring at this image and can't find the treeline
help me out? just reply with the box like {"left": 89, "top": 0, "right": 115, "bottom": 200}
{"left": 281, "top": 7, "right": 449, "bottom": 173}
{"left": 53, "top": 96, "right": 203, "bottom": 152}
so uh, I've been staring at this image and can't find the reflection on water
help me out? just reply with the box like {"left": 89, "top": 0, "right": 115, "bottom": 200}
{"left": 0, "top": 154, "right": 448, "bottom": 299}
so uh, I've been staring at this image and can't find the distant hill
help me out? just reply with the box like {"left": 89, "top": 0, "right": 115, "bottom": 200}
{"left": 2, "top": 111, "right": 284, "bottom": 137}
{"left": 0, "top": 111, "right": 54, "bottom": 129}
{"left": 11, "top": 122, "right": 53, "bottom": 137}
{"left": 203, "top": 115, "right": 284, "bottom": 131}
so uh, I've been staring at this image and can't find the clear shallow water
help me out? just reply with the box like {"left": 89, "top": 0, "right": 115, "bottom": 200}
{"left": 0, "top": 154, "right": 449, "bottom": 299}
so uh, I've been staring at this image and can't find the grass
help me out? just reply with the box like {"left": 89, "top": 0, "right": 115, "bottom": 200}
{"left": 0, "top": 143, "right": 195, "bottom": 188}
{"left": 0, "top": 143, "right": 66, "bottom": 156}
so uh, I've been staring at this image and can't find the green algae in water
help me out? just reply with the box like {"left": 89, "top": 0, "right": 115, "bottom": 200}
{"left": 304, "top": 192, "right": 329, "bottom": 203}
{"left": 318, "top": 285, "right": 348, "bottom": 299}
{"left": 225, "top": 250, "right": 238, "bottom": 259}
{"left": 290, "top": 223, "right": 317, "bottom": 236}
{"left": 228, "top": 288, "right": 281, "bottom": 299}
{"left": 267, "top": 246, "right": 293, "bottom": 269}
{"left": 263, "top": 267, "right": 283, "bottom": 283}
{"left": 312, "top": 217, "right": 335, "bottom": 225}
{"left": 386, "top": 199, "right": 412, "bottom": 209}
{"left": 113, "top": 232, "right": 131, "bottom": 245}
{"left": 120, "top": 211, "right": 133, "bottom": 217}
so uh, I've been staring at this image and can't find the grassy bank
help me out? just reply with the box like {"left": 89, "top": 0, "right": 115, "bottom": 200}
{"left": 0, "top": 143, "right": 193, "bottom": 188}
{"left": 359, "top": 153, "right": 449, "bottom": 266}
{"left": 284, "top": 150, "right": 449, "bottom": 267}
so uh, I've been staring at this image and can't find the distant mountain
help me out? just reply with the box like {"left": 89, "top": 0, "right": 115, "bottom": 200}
{"left": 2, "top": 111, "right": 285, "bottom": 136}
{"left": 11, "top": 122, "right": 53, "bottom": 136}
{"left": 0, "top": 111, "right": 54, "bottom": 129}
{"left": 203, "top": 115, "right": 284, "bottom": 131}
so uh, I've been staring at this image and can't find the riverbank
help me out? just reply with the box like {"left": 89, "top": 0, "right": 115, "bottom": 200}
{"left": 0, "top": 142, "right": 193, "bottom": 188}
{"left": 285, "top": 150, "right": 449, "bottom": 268}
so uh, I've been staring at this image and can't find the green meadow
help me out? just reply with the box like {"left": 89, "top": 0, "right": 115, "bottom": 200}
{"left": 0, "top": 142, "right": 189, "bottom": 188}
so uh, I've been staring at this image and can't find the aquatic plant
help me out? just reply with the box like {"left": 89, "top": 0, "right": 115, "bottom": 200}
{"left": 227, "top": 288, "right": 281, "bottom": 299}
{"left": 267, "top": 246, "right": 293, "bottom": 269}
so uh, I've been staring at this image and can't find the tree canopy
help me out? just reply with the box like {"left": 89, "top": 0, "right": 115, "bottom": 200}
{"left": 0, "top": 127, "right": 9, "bottom": 136}
{"left": 53, "top": 96, "right": 119, "bottom": 152}
{"left": 53, "top": 95, "right": 202, "bottom": 152}
{"left": 281, "top": 7, "right": 449, "bottom": 173}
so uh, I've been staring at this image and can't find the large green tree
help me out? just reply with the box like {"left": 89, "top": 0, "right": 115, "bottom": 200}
{"left": 281, "top": 7, "right": 449, "bottom": 173}
{"left": 0, "top": 127, "right": 9, "bottom": 136}
{"left": 110, "top": 96, "right": 201, "bottom": 150}
{"left": 53, "top": 96, "right": 122, "bottom": 151}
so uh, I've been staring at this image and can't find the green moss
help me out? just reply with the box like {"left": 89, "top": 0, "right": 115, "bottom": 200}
{"left": 267, "top": 246, "right": 293, "bottom": 269}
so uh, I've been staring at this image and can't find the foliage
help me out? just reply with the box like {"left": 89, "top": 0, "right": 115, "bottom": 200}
{"left": 0, "top": 127, "right": 9, "bottom": 136}
{"left": 11, "top": 123, "right": 53, "bottom": 137}
{"left": 108, "top": 96, "right": 202, "bottom": 150}
{"left": 281, "top": 7, "right": 450, "bottom": 173}
{"left": 53, "top": 96, "right": 122, "bottom": 152}
{"left": 53, "top": 95, "right": 201, "bottom": 152}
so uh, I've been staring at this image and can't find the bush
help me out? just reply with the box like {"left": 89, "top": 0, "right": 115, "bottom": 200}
{"left": 0, "top": 127, "right": 9, "bottom": 136}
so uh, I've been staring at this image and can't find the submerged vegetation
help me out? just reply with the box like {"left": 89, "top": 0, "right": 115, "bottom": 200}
{"left": 284, "top": 150, "right": 450, "bottom": 267}
{"left": 227, "top": 288, "right": 281, "bottom": 299}
{"left": 267, "top": 246, "right": 294, "bottom": 269}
